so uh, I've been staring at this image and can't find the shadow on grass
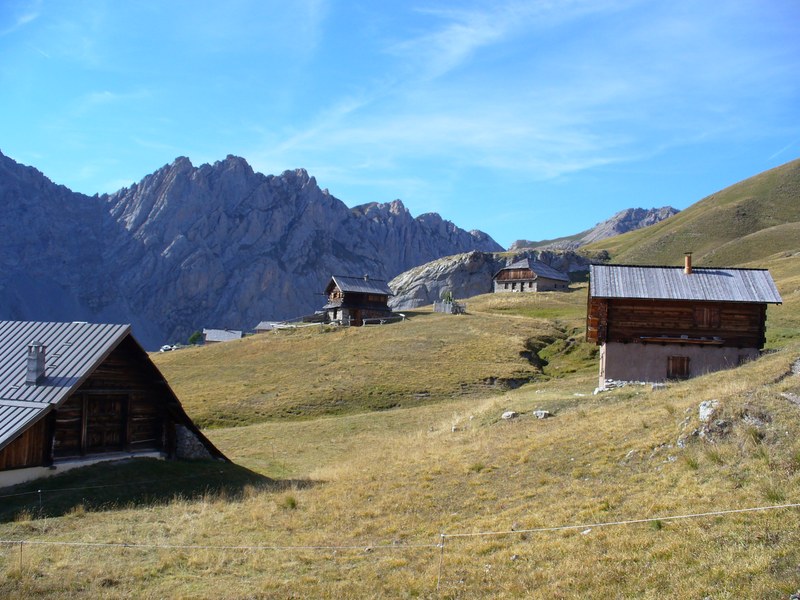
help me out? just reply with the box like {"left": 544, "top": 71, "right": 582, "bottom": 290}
{"left": 0, "top": 458, "right": 318, "bottom": 523}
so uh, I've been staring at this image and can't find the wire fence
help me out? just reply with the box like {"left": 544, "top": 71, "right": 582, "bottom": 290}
{"left": 1, "top": 497, "right": 798, "bottom": 594}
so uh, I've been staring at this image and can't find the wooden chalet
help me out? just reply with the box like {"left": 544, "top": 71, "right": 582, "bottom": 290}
{"left": 322, "top": 275, "right": 393, "bottom": 326}
{"left": 586, "top": 255, "right": 782, "bottom": 388}
{"left": 493, "top": 258, "right": 570, "bottom": 293}
{"left": 0, "top": 321, "right": 226, "bottom": 488}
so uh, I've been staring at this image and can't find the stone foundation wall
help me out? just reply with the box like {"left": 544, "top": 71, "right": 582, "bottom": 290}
{"left": 175, "top": 425, "right": 213, "bottom": 460}
{"left": 599, "top": 342, "right": 759, "bottom": 388}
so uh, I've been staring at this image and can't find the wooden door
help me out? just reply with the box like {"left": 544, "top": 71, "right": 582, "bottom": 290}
{"left": 85, "top": 395, "right": 126, "bottom": 453}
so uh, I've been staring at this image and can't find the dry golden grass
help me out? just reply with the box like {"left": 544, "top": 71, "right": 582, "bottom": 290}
{"left": 2, "top": 337, "right": 800, "bottom": 597}
{"left": 1, "top": 279, "right": 799, "bottom": 598}
{"left": 153, "top": 289, "right": 591, "bottom": 428}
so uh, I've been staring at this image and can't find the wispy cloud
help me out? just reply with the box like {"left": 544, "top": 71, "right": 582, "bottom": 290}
{"left": 0, "top": 1, "right": 40, "bottom": 36}
{"left": 72, "top": 88, "right": 152, "bottom": 114}
{"left": 269, "top": 0, "right": 798, "bottom": 194}
{"left": 387, "top": 1, "right": 633, "bottom": 80}
{"left": 768, "top": 139, "right": 800, "bottom": 161}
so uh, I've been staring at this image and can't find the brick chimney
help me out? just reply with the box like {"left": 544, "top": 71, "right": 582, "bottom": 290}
{"left": 26, "top": 341, "right": 46, "bottom": 385}
{"left": 684, "top": 252, "right": 693, "bottom": 275}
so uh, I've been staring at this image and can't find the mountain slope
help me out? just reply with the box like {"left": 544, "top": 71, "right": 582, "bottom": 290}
{"left": 0, "top": 151, "right": 502, "bottom": 347}
{"left": 585, "top": 158, "right": 800, "bottom": 265}
{"left": 510, "top": 206, "right": 679, "bottom": 251}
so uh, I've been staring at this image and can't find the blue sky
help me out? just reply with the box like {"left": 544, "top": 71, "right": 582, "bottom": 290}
{"left": 1, "top": 1, "right": 798, "bottom": 248}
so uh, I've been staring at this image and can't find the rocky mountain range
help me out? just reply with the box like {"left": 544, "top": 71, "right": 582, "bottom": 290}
{"left": 0, "top": 151, "right": 501, "bottom": 347}
{"left": 510, "top": 206, "right": 679, "bottom": 251}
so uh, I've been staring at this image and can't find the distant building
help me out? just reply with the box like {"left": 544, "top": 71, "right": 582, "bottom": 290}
{"left": 493, "top": 258, "right": 570, "bottom": 293}
{"left": 322, "top": 275, "right": 393, "bottom": 326}
{"left": 0, "top": 321, "right": 226, "bottom": 488}
{"left": 253, "top": 321, "right": 277, "bottom": 334}
{"left": 202, "top": 328, "right": 243, "bottom": 344}
{"left": 586, "top": 255, "right": 782, "bottom": 388}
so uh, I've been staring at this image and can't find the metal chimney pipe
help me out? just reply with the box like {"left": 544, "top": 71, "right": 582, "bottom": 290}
{"left": 684, "top": 252, "right": 693, "bottom": 275}
{"left": 26, "top": 341, "right": 46, "bottom": 385}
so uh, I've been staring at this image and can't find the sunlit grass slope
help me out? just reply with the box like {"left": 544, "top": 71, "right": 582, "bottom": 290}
{"left": 2, "top": 340, "right": 799, "bottom": 598}
{"left": 2, "top": 187, "right": 799, "bottom": 596}
{"left": 153, "top": 287, "right": 594, "bottom": 428}
{"left": 584, "top": 157, "right": 800, "bottom": 266}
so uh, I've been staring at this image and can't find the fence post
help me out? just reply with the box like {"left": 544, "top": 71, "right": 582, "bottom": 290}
{"left": 436, "top": 533, "right": 446, "bottom": 592}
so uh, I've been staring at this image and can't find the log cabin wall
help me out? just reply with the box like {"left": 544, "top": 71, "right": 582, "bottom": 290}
{"left": 494, "top": 268, "right": 533, "bottom": 281}
{"left": 0, "top": 417, "right": 50, "bottom": 471}
{"left": 51, "top": 336, "right": 169, "bottom": 461}
{"left": 344, "top": 292, "right": 390, "bottom": 311}
{"left": 587, "top": 298, "right": 766, "bottom": 349}
{"left": 332, "top": 292, "right": 392, "bottom": 325}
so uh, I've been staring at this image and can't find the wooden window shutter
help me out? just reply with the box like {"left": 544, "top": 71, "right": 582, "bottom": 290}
{"left": 667, "top": 356, "right": 690, "bottom": 379}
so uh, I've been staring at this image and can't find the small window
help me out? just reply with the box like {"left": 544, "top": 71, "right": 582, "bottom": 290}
{"left": 667, "top": 356, "right": 690, "bottom": 379}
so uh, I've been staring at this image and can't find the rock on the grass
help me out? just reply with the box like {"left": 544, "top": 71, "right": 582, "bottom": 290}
{"left": 698, "top": 400, "right": 719, "bottom": 423}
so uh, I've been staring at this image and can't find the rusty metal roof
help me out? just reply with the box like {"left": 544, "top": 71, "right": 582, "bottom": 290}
{"left": 327, "top": 276, "right": 393, "bottom": 296}
{"left": 589, "top": 264, "right": 783, "bottom": 304}
{"left": 0, "top": 321, "right": 130, "bottom": 451}
{"left": 494, "top": 258, "right": 570, "bottom": 282}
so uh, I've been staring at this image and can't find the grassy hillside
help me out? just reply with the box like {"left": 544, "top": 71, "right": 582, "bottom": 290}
{"left": 153, "top": 288, "right": 594, "bottom": 428}
{"left": 1, "top": 335, "right": 799, "bottom": 597}
{"left": 584, "top": 157, "right": 800, "bottom": 266}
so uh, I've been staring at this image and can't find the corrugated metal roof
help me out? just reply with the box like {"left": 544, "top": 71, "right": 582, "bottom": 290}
{"left": 202, "top": 329, "right": 243, "bottom": 342}
{"left": 0, "top": 321, "right": 130, "bottom": 450}
{"left": 495, "top": 258, "right": 570, "bottom": 282}
{"left": 329, "top": 276, "right": 393, "bottom": 296}
{"left": 589, "top": 264, "right": 783, "bottom": 303}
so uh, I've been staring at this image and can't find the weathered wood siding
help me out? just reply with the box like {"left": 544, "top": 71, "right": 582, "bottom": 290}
{"left": 587, "top": 298, "right": 767, "bottom": 349}
{"left": 495, "top": 268, "right": 534, "bottom": 281}
{"left": 0, "top": 417, "right": 50, "bottom": 470}
{"left": 50, "top": 337, "right": 168, "bottom": 460}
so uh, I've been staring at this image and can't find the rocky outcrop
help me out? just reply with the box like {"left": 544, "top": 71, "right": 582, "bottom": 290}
{"left": 389, "top": 249, "right": 594, "bottom": 310}
{"left": 510, "top": 206, "right": 679, "bottom": 251}
{"left": 0, "top": 151, "right": 502, "bottom": 347}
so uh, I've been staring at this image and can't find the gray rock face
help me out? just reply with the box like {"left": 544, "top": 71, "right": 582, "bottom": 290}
{"left": 0, "top": 151, "right": 502, "bottom": 347}
{"left": 510, "top": 206, "right": 679, "bottom": 251}
{"left": 0, "top": 151, "right": 159, "bottom": 339}
{"left": 389, "top": 249, "right": 593, "bottom": 310}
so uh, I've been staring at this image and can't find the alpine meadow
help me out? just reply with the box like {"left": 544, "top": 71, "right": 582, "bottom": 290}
{"left": 1, "top": 159, "right": 799, "bottom": 598}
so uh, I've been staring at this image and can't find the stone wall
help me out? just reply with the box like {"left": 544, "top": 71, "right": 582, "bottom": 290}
{"left": 599, "top": 342, "right": 759, "bottom": 388}
{"left": 175, "top": 425, "right": 213, "bottom": 460}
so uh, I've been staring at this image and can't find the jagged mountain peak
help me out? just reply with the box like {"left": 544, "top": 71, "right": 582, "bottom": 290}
{"left": 1, "top": 151, "right": 501, "bottom": 347}
{"left": 351, "top": 199, "right": 409, "bottom": 218}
